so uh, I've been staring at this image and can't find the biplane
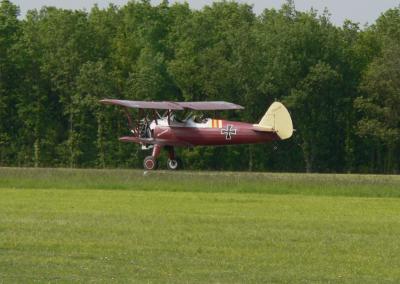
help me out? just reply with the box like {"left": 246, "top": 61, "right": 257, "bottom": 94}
{"left": 100, "top": 99, "right": 293, "bottom": 170}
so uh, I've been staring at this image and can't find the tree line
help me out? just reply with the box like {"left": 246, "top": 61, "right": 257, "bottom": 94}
{"left": 0, "top": 0, "right": 399, "bottom": 173}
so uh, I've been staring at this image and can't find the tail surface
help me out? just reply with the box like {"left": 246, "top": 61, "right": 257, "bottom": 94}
{"left": 253, "top": 102, "right": 293, "bottom": 140}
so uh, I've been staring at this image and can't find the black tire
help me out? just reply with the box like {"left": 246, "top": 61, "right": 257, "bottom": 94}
{"left": 143, "top": 156, "right": 157, "bottom": 170}
{"left": 167, "top": 158, "right": 179, "bottom": 170}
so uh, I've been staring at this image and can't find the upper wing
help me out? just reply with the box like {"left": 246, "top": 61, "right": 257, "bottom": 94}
{"left": 101, "top": 99, "right": 244, "bottom": 111}
{"left": 177, "top": 101, "right": 244, "bottom": 110}
{"left": 100, "top": 99, "right": 184, "bottom": 110}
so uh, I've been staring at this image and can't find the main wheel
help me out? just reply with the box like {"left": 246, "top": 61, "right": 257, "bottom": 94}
{"left": 167, "top": 158, "right": 180, "bottom": 170}
{"left": 143, "top": 156, "right": 157, "bottom": 170}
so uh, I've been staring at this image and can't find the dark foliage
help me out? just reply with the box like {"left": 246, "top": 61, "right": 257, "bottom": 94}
{"left": 0, "top": 0, "right": 399, "bottom": 173}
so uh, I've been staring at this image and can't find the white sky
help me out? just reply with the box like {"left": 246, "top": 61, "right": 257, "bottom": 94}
{"left": 13, "top": 0, "right": 400, "bottom": 26}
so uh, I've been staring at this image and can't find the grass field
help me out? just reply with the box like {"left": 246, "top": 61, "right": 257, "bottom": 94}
{"left": 1, "top": 168, "right": 400, "bottom": 283}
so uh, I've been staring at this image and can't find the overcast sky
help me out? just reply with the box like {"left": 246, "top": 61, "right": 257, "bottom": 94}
{"left": 13, "top": 0, "right": 400, "bottom": 26}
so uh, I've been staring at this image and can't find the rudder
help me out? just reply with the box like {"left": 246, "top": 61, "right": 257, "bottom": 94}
{"left": 253, "top": 102, "right": 293, "bottom": 140}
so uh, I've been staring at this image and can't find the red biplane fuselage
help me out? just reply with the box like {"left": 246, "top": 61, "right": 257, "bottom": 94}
{"left": 101, "top": 99, "right": 293, "bottom": 170}
{"left": 119, "top": 120, "right": 279, "bottom": 146}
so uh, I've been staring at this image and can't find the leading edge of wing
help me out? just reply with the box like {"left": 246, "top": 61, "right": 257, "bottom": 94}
{"left": 178, "top": 101, "right": 244, "bottom": 110}
{"left": 100, "top": 99, "right": 184, "bottom": 110}
{"left": 100, "top": 99, "right": 244, "bottom": 111}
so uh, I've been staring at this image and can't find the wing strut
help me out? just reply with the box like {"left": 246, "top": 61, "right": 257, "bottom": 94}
{"left": 153, "top": 110, "right": 158, "bottom": 125}
{"left": 124, "top": 107, "right": 134, "bottom": 133}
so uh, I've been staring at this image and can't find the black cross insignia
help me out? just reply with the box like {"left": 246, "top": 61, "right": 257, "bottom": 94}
{"left": 221, "top": 125, "right": 237, "bottom": 140}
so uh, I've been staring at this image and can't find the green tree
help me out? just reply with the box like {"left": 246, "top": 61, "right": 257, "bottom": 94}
{"left": 30, "top": 8, "right": 96, "bottom": 167}
{"left": 0, "top": 0, "right": 399, "bottom": 172}
{"left": 286, "top": 63, "right": 342, "bottom": 172}
{"left": 354, "top": 41, "right": 400, "bottom": 173}
{"left": 74, "top": 61, "right": 118, "bottom": 168}
{"left": 0, "top": 0, "right": 20, "bottom": 165}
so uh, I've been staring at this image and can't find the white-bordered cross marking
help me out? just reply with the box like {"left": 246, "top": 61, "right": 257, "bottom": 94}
{"left": 221, "top": 125, "right": 237, "bottom": 140}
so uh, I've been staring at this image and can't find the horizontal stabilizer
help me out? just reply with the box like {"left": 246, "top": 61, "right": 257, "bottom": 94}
{"left": 252, "top": 125, "right": 275, "bottom": 132}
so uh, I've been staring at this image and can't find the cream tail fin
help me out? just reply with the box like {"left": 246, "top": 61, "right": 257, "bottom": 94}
{"left": 253, "top": 102, "right": 293, "bottom": 140}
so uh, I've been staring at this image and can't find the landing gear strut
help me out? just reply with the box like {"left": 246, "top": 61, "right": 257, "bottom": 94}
{"left": 143, "top": 145, "right": 181, "bottom": 170}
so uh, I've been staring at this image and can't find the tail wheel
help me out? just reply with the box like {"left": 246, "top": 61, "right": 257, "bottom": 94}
{"left": 144, "top": 156, "right": 157, "bottom": 170}
{"left": 167, "top": 158, "right": 180, "bottom": 170}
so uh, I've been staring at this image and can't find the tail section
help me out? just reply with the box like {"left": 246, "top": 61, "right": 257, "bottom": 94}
{"left": 253, "top": 102, "right": 293, "bottom": 140}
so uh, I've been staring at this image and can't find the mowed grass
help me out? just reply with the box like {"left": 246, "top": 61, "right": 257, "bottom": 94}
{"left": 0, "top": 168, "right": 400, "bottom": 283}
{"left": 1, "top": 167, "right": 400, "bottom": 197}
